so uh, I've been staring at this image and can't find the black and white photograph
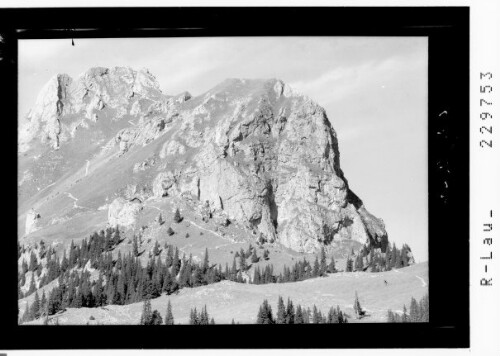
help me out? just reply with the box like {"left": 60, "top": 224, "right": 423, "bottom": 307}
{"left": 0, "top": 4, "right": 481, "bottom": 353}
{"left": 17, "top": 36, "right": 429, "bottom": 325}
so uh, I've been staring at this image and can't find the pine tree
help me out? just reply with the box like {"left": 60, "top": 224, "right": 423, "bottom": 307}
{"left": 276, "top": 296, "right": 286, "bottom": 324}
{"left": 189, "top": 307, "right": 199, "bottom": 325}
{"left": 419, "top": 293, "right": 429, "bottom": 322}
{"left": 251, "top": 248, "right": 259, "bottom": 263}
{"left": 165, "top": 300, "right": 174, "bottom": 325}
{"left": 239, "top": 252, "right": 247, "bottom": 271}
{"left": 345, "top": 257, "right": 353, "bottom": 272}
{"left": 23, "top": 301, "right": 32, "bottom": 323}
{"left": 153, "top": 241, "right": 160, "bottom": 256}
{"left": 167, "top": 227, "right": 175, "bottom": 236}
{"left": 256, "top": 299, "right": 274, "bottom": 324}
{"left": 173, "top": 208, "right": 182, "bottom": 223}
{"left": 319, "top": 246, "right": 327, "bottom": 275}
{"left": 387, "top": 309, "right": 395, "bottom": 322}
{"left": 200, "top": 305, "right": 210, "bottom": 325}
{"left": 402, "top": 305, "right": 409, "bottom": 323}
{"left": 133, "top": 236, "right": 139, "bottom": 257}
{"left": 384, "top": 245, "right": 392, "bottom": 271}
{"left": 409, "top": 297, "right": 420, "bottom": 322}
{"left": 327, "top": 307, "right": 336, "bottom": 323}
{"left": 353, "top": 291, "right": 363, "bottom": 319}
{"left": 202, "top": 248, "right": 209, "bottom": 274}
{"left": 312, "top": 305, "right": 320, "bottom": 324}
{"left": 140, "top": 299, "right": 153, "bottom": 325}
{"left": 27, "top": 273, "right": 36, "bottom": 295}
{"left": 303, "top": 307, "right": 311, "bottom": 324}
{"left": 327, "top": 258, "right": 336, "bottom": 273}
{"left": 312, "top": 257, "right": 320, "bottom": 277}
{"left": 150, "top": 310, "right": 163, "bottom": 325}
{"left": 31, "top": 291, "right": 41, "bottom": 320}
{"left": 285, "top": 298, "right": 295, "bottom": 324}
{"left": 294, "top": 305, "right": 304, "bottom": 324}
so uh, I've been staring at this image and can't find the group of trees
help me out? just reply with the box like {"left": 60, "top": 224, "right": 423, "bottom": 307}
{"left": 139, "top": 299, "right": 176, "bottom": 325}
{"left": 21, "top": 230, "right": 268, "bottom": 322}
{"left": 251, "top": 246, "right": 337, "bottom": 285}
{"left": 257, "top": 296, "right": 348, "bottom": 324}
{"left": 387, "top": 293, "right": 429, "bottom": 323}
{"left": 345, "top": 243, "right": 413, "bottom": 273}
{"left": 189, "top": 305, "right": 215, "bottom": 325}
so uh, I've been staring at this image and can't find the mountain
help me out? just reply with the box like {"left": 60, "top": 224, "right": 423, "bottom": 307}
{"left": 18, "top": 67, "right": 387, "bottom": 255}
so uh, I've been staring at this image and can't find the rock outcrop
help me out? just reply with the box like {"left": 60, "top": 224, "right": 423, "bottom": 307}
{"left": 108, "top": 197, "right": 143, "bottom": 230}
{"left": 25, "top": 208, "right": 41, "bottom": 235}
{"left": 19, "top": 67, "right": 167, "bottom": 153}
{"left": 20, "top": 71, "right": 388, "bottom": 254}
{"left": 142, "top": 78, "right": 388, "bottom": 253}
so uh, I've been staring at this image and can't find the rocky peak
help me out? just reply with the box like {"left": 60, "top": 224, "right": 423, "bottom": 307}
{"left": 146, "top": 77, "right": 388, "bottom": 253}
{"left": 19, "top": 71, "right": 388, "bottom": 255}
{"left": 19, "top": 67, "right": 166, "bottom": 153}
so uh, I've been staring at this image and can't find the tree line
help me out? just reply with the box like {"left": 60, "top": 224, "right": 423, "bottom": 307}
{"left": 344, "top": 242, "right": 413, "bottom": 273}
{"left": 256, "top": 296, "right": 348, "bottom": 324}
{"left": 386, "top": 293, "right": 429, "bottom": 323}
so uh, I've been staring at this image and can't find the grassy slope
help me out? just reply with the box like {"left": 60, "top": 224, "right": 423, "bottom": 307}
{"left": 25, "top": 262, "right": 428, "bottom": 325}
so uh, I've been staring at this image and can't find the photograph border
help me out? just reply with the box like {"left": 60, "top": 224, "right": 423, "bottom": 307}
{"left": 1, "top": 6, "right": 469, "bottom": 349}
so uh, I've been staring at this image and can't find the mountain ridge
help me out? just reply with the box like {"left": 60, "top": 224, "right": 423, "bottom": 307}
{"left": 18, "top": 68, "right": 388, "bottom": 254}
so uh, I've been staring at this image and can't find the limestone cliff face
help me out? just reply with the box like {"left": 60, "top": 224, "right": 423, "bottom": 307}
{"left": 18, "top": 67, "right": 166, "bottom": 153}
{"left": 25, "top": 208, "right": 41, "bottom": 236}
{"left": 130, "top": 78, "right": 388, "bottom": 253}
{"left": 108, "top": 197, "right": 143, "bottom": 230}
{"left": 20, "top": 71, "right": 388, "bottom": 254}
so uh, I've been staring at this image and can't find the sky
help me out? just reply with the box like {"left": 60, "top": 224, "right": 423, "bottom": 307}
{"left": 19, "top": 37, "right": 428, "bottom": 261}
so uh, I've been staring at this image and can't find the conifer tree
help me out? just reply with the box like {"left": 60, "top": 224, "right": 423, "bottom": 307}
{"left": 345, "top": 257, "right": 353, "bottom": 272}
{"left": 173, "top": 208, "right": 182, "bottom": 223}
{"left": 294, "top": 305, "right": 304, "bottom": 324}
{"left": 150, "top": 310, "right": 163, "bottom": 325}
{"left": 355, "top": 254, "right": 364, "bottom": 271}
{"left": 327, "top": 258, "right": 336, "bottom": 273}
{"left": 256, "top": 299, "right": 274, "bottom": 324}
{"left": 40, "top": 290, "right": 47, "bottom": 315}
{"left": 202, "top": 248, "right": 210, "bottom": 274}
{"left": 31, "top": 291, "right": 41, "bottom": 320}
{"left": 390, "top": 242, "right": 397, "bottom": 268}
{"left": 384, "top": 246, "right": 392, "bottom": 271}
{"left": 353, "top": 291, "right": 363, "bottom": 319}
{"left": 133, "top": 236, "right": 139, "bottom": 257}
{"left": 189, "top": 307, "right": 199, "bottom": 325}
{"left": 327, "top": 307, "right": 336, "bottom": 323}
{"left": 251, "top": 248, "right": 259, "bottom": 263}
{"left": 313, "top": 257, "right": 320, "bottom": 277}
{"left": 27, "top": 273, "right": 36, "bottom": 295}
{"left": 140, "top": 299, "right": 153, "bottom": 325}
{"left": 409, "top": 297, "right": 420, "bottom": 322}
{"left": 303, "top": 307, "right": 311, "bottom": 324}
{"left": 23, "top": 301, "right": 32, "bottom": 323}
{"left": 200, "top": 305, "right": 210, "bottom": 325}
{"left": 165, "top": 300, "right": 174, "bottom": 325}
{"left": 276, "top": 296, "right": 286, "bottom": 324}
{"left": 319, "top": 246, "right": 327, "bottom": 275}
{"left": 419, "top": 293, "right": 429, "bottom": 322}
{"left": 387, "top": 309, "right": 395, "bottom": 323}
{"left": 285, "top": 298, "right": 295, "bottom": 324}
{"left": 402, "top": 305, "right": 409, "bottom": 323}
{"left": 153, "top": 241, "right": 160, "bottom": 257}
{"left": 312, "top": 305, "right": 320, "bottom": 324}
